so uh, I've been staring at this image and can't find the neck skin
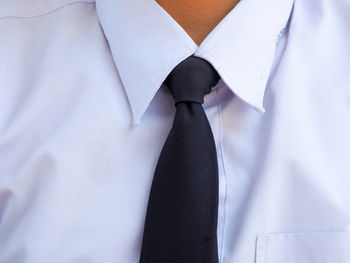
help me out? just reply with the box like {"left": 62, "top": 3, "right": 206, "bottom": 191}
{"left": 156, "top": 0, "right": 241, "bottom": 45}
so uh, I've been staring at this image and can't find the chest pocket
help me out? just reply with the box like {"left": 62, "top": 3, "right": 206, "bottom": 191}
{"left": 256, "top": 232, "right": 350, "bottom": 263}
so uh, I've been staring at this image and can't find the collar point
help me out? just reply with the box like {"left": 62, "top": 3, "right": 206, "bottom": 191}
{"left": 255, "top": 105, "right": 266, "bottom": 114}
{"left": 132, "top": 115, "right": 142, "bottom": 127}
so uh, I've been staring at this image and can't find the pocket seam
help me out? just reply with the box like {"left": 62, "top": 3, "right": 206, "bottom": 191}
{"left": 256, "top": 231, "right": 350, "bottom": 263}
{"left": 256, "top": 236, "right": 267, "bottom": 263}
{"left": 258, "top": 231, "right": 350, "bottom": 239}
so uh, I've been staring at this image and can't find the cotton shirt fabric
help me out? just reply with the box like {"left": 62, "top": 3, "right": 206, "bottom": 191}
{"left": 0, "top": 0, "right": 350, "bottom": 262}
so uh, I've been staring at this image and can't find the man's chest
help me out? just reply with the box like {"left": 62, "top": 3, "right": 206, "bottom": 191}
{"left": 1, "top": 72, "right": 349, "bottom": 262}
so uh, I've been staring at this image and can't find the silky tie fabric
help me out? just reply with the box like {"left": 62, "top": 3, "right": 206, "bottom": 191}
{"left": 140, "top": 55, "right": 220, "bottom": 263}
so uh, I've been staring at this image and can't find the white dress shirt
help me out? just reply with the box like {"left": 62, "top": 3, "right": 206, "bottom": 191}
{"left": 1, "top": 0, "right": 350, "bottom": 262}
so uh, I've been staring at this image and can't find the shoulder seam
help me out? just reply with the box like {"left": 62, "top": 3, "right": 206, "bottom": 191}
{"left": 0, "top": 0, "right": 95, "bottom": 20}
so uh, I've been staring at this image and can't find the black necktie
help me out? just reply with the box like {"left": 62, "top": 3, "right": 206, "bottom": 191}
{"left": 140, "top": 55, "right": 220, "bottom": 263}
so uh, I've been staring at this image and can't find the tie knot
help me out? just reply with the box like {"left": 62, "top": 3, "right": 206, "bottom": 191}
{"left": 164, "top": 55, "right": 220, "bottom": 105}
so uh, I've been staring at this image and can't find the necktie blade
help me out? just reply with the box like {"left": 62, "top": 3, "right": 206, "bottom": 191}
{"left": 140, "top": 56, "right": 220, "bottom": 263}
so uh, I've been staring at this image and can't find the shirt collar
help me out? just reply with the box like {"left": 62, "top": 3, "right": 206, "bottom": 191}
{"left": 96, "top": 0, "right": 294, "bottom": 125}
